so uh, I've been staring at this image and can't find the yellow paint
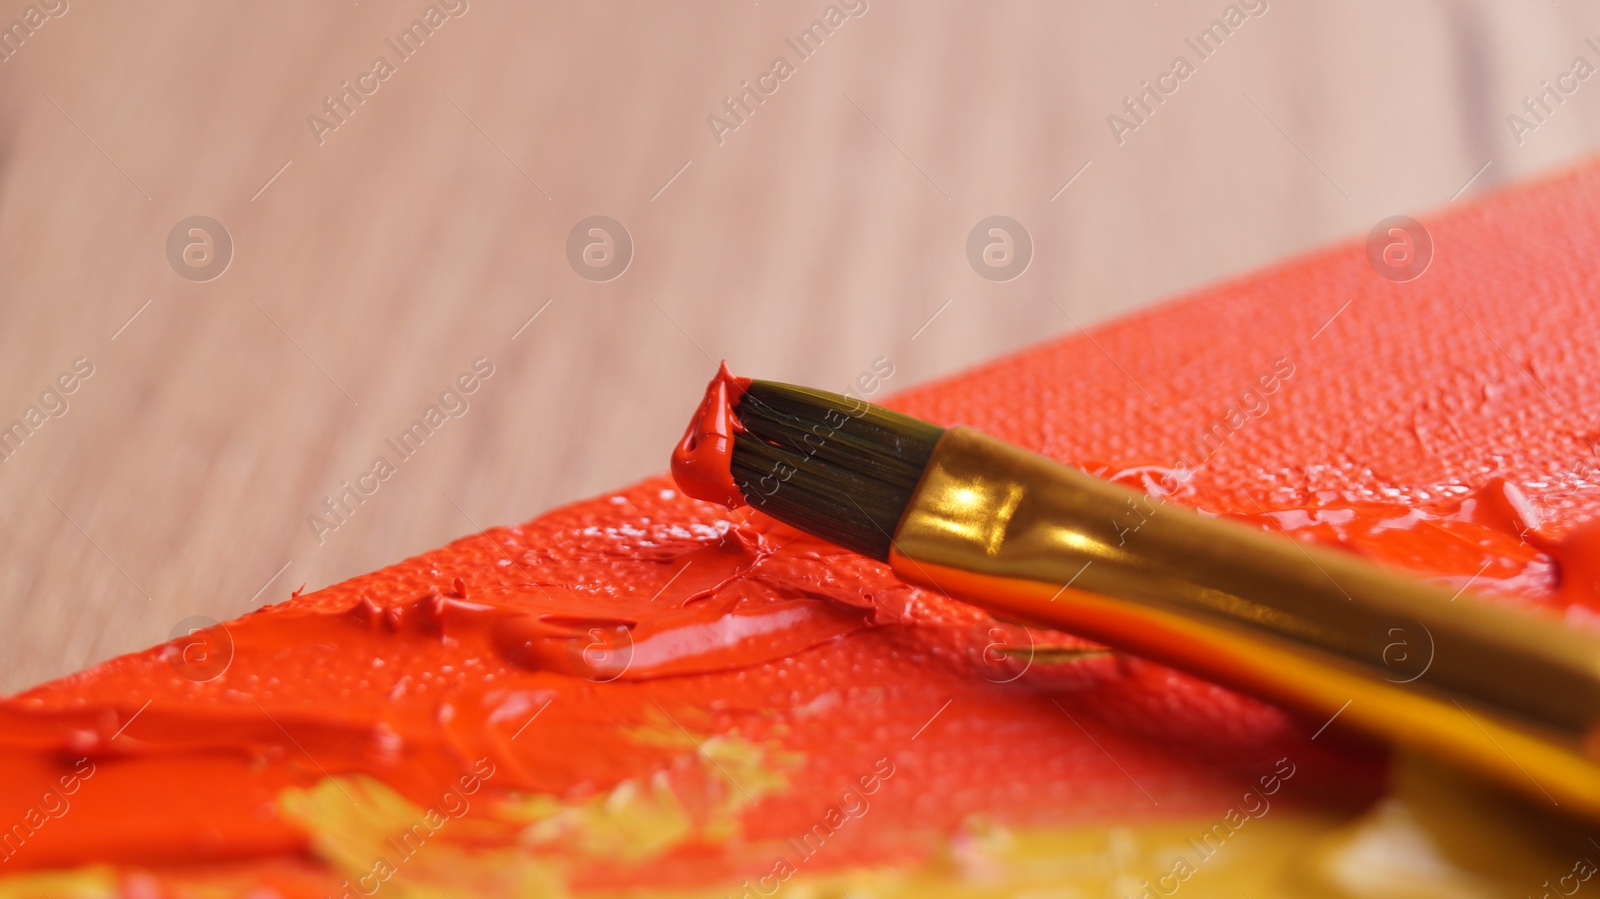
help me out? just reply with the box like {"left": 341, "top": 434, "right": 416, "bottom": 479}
{"left": 3, "top": 752, "right": 1592, "bottom": 897}
{"left": 0, "top": 866, "right": 117, "bottom": 899}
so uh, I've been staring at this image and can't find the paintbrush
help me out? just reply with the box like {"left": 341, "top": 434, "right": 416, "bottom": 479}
{"left": 671, "top": 364, "right": 1600, "bottom": 818}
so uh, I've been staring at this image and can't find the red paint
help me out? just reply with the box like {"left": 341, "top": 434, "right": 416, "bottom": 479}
{"left": 1555, "top": 517, "right": 1600, "bottom": 612}
{"left": 6, "top": 162, "right": 1600, "bottom": 893}
{"left": 670, "top": 361, "right": 750, "bottom": 508}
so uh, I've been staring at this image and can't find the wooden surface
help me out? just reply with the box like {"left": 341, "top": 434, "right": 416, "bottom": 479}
{"left": 2, "top": 1, "right": 1598, "bottom": 693}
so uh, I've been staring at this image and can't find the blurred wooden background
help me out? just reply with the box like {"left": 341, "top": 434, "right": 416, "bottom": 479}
{"left": 2, "top": 1, "right": 1598, "bottom": 692}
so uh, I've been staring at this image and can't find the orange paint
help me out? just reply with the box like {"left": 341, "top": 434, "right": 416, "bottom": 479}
{"left": 671, "top": 361, "right": 750, "bottom": 508}
{"left": 5, "top": 161, "right": 1600, "bottom": 893}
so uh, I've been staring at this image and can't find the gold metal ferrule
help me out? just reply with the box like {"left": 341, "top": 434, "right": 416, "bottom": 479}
{"left": 888, "top": 427, "right": 1600, "bottom": 817}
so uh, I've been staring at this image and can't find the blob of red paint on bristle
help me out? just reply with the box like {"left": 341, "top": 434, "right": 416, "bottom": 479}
{"left": 671, "top": 361, "right": 752, "bottom": 508}
{"left": 672, "top": 365, "right": 946, "bottom": 560}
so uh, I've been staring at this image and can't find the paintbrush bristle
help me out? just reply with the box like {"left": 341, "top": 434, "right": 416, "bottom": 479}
{"left": 731, "top": 381, "right": 944, "bottom": 560}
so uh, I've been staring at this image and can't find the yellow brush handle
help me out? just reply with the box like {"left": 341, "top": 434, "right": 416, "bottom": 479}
{"left": 888, "top": 427, "right": 1600, "bottom": 817}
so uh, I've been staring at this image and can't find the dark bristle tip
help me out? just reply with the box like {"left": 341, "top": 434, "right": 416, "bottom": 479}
{"left": 730, "top": 380, "right": 944, "bottom": 561}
